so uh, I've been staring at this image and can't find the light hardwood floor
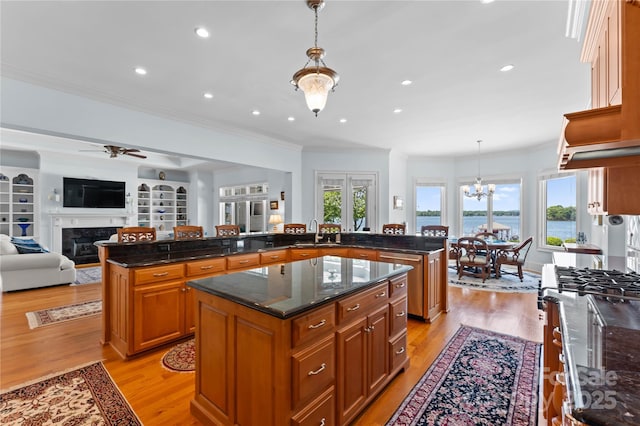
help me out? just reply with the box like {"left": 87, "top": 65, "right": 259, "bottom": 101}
{"left": 1, "top": 280, "right": 544, "bottom": 425}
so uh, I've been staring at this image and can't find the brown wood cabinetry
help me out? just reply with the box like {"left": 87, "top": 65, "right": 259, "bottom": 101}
{"left": 186, "top": 258, "right": 226, "bottom": 277}
{"left": 426, "top": 250, "right": 445, "bottom": 320}
{"left": 225, "top": 252, "right": 260, "bottom": 270}
{"left": 348, "top": 248, "right": 378, "bottom": 261}
{"left": 290, "top": 247, "right": 319, "bottom": 260}
{"left": 190, "top": 275, "right": 408, "bottom": 426}
{"left": 259, "top": 249, "right": 289, "bottom": 264}
{"left": 587, "top": 165, "right": 640, "bottom": 214}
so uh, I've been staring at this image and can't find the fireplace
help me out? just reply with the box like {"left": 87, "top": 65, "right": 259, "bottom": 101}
{"left": 62, "top": 227, "right": 119, "bottom": 264}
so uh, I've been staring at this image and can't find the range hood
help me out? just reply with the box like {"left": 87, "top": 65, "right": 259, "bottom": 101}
{"left": 558, "top": 0, "right": 640, "bottom": 170}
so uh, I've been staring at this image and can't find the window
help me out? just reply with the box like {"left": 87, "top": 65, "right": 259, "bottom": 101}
{"left": 219, "top": 183, "right": 269, "bottom": 233}
{"left": 415, "top": 183, "right": 445, "bottom": 234}
{"left": 459, "top": 179, "right": 522, "bottom": 241}
{"left": 539, "top": 173, "right": 576, "bottom": 249}
{"left": 316, "top": 172, "right": 377, "bottom": 232}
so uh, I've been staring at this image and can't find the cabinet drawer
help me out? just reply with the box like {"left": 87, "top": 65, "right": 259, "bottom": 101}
{"left": 390, "top": 332, "right": 408, "bottom": 373}
{"left": 337, "top": 282, "right": 389, "bottom": 324}
{"left": 226, "top": 253, "right": 260, "bottom": 270}
{"left": 319, "top": 247, "right": 349, "bottom": 257}
{"left": 348, "top": 248, "right": 377, "bottom": 260}
{"left": 389, "top": 297, "right": 407, "bottom": 338}
{"left": 290, "top": 248, "right": 319, "bottom": 260}
{"left": 260, "top": 249, "right": 289, "bottom": 265}
{"left": 134, "top": 263, "right": 184, "bottom": 285}
{"left": 186, "top": 258, "right": 226, "bottom": 277}
{"left": 292, "top": 304, "right": 336, "bottom": 348}
{"left": 291, "top": 387, "right": 335, "bottom": 426}
{"left": 389, "top": 274, "right": 408, "bottom": 299}
{"left": 292, "top": 336, "right": 335, "bottom": 409}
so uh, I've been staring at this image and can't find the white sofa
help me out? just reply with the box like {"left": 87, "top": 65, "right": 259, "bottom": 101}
{"left": 0, "top": 234, "right": 76, "bottom": 292}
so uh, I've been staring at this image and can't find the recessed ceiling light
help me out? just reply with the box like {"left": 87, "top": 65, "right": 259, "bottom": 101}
{"left": 339, "top": 118, "right": 347, "bottom": 123}
{"left": 401, "top": 80, "right": 412, "bottom": 86}
{"left": 288, "top": 116, "right": 295, "bottom": 121}
{"left": 252, "top": 110, "right": 261, "bottom": 116}
{"left": 195, "top": 27, "right": 210, "bottom": 38}
{"left": 203, "top": 92, "right": 213, "bottom": 99}
{"left": 481, "top": 0, "right": 495, "bottom": 4}
{"left": 500, "top": 64, "right": 515, "bottom": 72}
{"left": 134, "top": 67, "right": 147, "bottom": 76}
{"left": 393, "top": 108, "right": 403, "bottom": 114}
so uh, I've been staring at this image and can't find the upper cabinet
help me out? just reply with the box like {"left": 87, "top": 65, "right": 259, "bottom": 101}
{"left": 137, "top": 180, "right": 188, "bottom": 233}
{"left": 558, "top": 0, "right": 640, "bottom": 170}
{"left": 0, "top": 167, "right": 39, "bottom": 238}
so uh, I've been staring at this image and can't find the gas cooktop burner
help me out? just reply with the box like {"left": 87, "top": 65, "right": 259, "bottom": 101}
{"left": 555, "top": 266, "right": 640, "bottom": 303}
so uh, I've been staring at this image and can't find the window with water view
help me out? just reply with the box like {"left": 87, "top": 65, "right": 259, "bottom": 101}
{"left": 460, "top": 181, "right": 521, "bottom": 241}
{"left": 542, "top": 174, "right": 576, "bottom": 247}
{"left": 416, "top": 184, "right": 444, "bottom": 232}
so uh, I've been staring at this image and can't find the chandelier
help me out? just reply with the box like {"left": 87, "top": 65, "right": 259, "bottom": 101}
{"left": 462, "top": 140, "right": 495, "bottom": 201}
{"left": 291, "top": 0, "right": 339, "bottom": 116}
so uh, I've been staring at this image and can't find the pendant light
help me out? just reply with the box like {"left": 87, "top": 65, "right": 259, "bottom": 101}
{"left": 291, "top": 0, "right": 339, "bottom": 116}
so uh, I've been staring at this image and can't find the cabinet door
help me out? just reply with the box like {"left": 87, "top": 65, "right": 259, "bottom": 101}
{"left": 337, "top": 317, "right": 367, "bottom": 424}
{"left": 427, "top": 251, "right": 443, "bottom": 320}
{"left": 133, "top": 280, "right": 185, "bottom": 353}
{"left": 184, "top": 284, "right": 195, "bottom": 334}
{"left": 366, "top": 305, "right": 389, "bottom": 396}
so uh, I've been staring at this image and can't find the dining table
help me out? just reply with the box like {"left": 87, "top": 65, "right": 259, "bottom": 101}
{"left": 449, "top": 237, "right": 516, "bottom": 278}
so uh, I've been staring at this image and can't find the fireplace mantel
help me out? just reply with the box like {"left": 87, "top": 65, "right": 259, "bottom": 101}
{"left": 50, "top": 213, "right": 133, "bottom": 254}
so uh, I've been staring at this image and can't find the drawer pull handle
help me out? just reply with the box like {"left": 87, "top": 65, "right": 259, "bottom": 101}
{"left": 308, "top": 319, "right": 327, "bottom": 329}
{"left": 320, "top": 418, "right": 326, "bottom": 426}
{"left": 375, "top": 291, "right": 386, "bottom": 298}
{"left": 379, "top": 255, "right": 420, "bottom": 262}
{"left": 396, "top": 311, "right": 406, "bottom": 317}
{"left": 359, "top": 254, "right": 368, "bottom": 258}
{"left": 364, "top": 325, "right": 375, "bottom": 333}
{"left": 300, "top": 253, "right": 310, "bottom": 257}
{"left": 346, "top": 303, "right": 360, "bottom": 312}
{"left": 200, "top": 265, "right": 214, "bottom": 270}
{"left": 270, "top": 255, "right": 280, "bottom": 259}
{"left": 395, "top": 282, "right": 406, "bottom": 288}
{"left": 307, "top": 363, "right": 326, "bottom": 376}
{"left": 395, "top": 346, "right": 405, "bottom": 355}
{"left": 152, "top": 272, "right": 169, "bottom": 277}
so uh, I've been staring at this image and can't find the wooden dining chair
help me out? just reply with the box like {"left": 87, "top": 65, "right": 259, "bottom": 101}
{"left": 283, "top": 223, "right": 307, "bottom": 234}
{"left": 117, "top": 227, "right": 156, "bottom": 243}
{"left": 421, "top": 225, "right": 449, "bottom": 237}
{"left": 382, "top": 223, "right": 406, "bottom": 235}
{"left": 174, "top": 225, "right": 204, "bottom": 240}
{"left": 215, "top": 225, "right": 241, "bottom": 237}
{"left": 319, "top": 224, "right": 341, "bottom": 234}
{"left": 457, "top": 236, "right": 491, "bottom": 282}
{"left": 495, "top": 236, "right": 533, "bottom": 282}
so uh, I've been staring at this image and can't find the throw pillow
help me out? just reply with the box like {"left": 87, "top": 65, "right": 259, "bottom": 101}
{"left": 0, "top": 240, "right": 18, "bottom": 255}
{"left": 10, "top": 237, "right": 49, "bottom": 254}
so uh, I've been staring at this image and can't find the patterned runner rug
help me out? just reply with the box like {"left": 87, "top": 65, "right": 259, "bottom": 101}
{"left": 0, "top": 361, "right": 141, "bottom": 425}
{"left": 161, "top": 338, "right": 196, "bottom": 372}
{"left": 25, "top": 299, "right": 102, "bottom": 329}
{"left": 386, "top": 325, "right": 540, "bottom": 426}
{"left": 448, "top": 267, "right": 540, "bottom": 293}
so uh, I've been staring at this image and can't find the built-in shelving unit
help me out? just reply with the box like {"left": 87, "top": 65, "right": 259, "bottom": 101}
{"left": 0, "top": 167, "right": 38, "bottom": 238}
{"left": 137, "top": 180, "right": 188, "bottom": 233}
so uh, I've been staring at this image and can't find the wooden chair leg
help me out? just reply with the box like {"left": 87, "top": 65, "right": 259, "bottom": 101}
{"left": 518, "top": 265, "right": 523, "bottom": 282}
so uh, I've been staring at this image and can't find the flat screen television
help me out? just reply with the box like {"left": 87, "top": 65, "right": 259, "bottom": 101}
{"left": 63, "top": 177, "right": 126, "bottom": 208}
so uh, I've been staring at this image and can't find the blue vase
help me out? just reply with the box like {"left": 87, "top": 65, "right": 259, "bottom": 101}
{"left": 18, "top": 223, "right": 30, "bottom": 236}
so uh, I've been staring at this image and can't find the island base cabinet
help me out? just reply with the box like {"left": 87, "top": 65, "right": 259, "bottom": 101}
{"left": 291, "top": 387, "right": 335, "bottom": 426}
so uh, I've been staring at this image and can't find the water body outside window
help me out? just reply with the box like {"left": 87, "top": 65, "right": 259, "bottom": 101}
{"left": 460, "top": 181, "right": 522, "bottom": 241}
{"left": 415, "top": 185, "right": 444, "bottom": 232}
{"left": 543, "top": 174, "right": 576, "bottom": 246}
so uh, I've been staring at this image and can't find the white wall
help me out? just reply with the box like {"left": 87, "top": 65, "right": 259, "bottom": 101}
{"left": 388, "top": 150, "right": 408, "bottom": 226}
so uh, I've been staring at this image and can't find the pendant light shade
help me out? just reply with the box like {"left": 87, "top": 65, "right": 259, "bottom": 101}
{"left": 292, "top": 0, "right": 339, "bottom": 116}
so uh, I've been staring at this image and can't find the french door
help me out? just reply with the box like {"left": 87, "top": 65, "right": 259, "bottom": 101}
{"left": 316, "top": 172, "right": 377, "bottom": 232}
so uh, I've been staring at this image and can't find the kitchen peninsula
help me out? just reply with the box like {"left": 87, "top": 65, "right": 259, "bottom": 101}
{"left": 187, "top": 258, "right": 412, "bottom": 425}
{"left": 96, "top": 232, "right": 447, "bottom": 359}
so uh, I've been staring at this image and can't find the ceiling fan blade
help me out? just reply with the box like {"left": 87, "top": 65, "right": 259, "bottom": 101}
{"left": 125, "top": 152, "right": 147, "bottom": 159}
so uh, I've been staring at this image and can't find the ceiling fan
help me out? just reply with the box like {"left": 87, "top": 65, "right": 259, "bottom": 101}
{"left": 81, "top": 145, "right": 147, "bottom": 159}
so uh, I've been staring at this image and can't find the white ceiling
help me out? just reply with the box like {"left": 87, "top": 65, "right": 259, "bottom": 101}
{"left": 0, "top": 0, "right": 591, "bottom": 162}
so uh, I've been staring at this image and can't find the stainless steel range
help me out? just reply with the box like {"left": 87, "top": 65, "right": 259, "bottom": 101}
{"left": 544, "top": 265, "right": 640, "bottom": 372}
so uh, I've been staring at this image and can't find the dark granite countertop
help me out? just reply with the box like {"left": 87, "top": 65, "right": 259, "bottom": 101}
{"left": 542, "top": 265, "right": 640, "bottom": 425}
{"left": 187, "top": 257, "right": 412, "bottom": 319}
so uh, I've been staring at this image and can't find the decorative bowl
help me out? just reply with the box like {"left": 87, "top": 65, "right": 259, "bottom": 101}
{"left": 18, "top": 198, "right": 28, "bottom": 203}
{"left": 157, "top": 209, "right": 166, "bottom": 213}
{"left": 17, "top": 217, "right": 29, "bottom": 222}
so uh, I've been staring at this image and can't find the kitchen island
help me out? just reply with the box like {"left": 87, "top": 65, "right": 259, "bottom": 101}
{"left": 187, "top": 257, "right": 411, "bottom": 426}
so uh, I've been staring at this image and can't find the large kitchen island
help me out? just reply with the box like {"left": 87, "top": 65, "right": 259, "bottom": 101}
{"left": 186, "top": 257, "right": 412, "bottom": 426}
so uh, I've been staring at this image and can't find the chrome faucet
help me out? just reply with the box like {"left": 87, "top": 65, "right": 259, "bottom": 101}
{"left": 310, "top": 218, "right": 320, "bottom": 243}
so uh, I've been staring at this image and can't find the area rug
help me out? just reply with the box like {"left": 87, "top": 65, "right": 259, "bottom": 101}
{"left": 25, "top": 299, "right": 102, "bottom": 329}
{"left": 386, "top": 325, "right": 540, "bottom": 426}
{"left": 72, "top": 265, "right": 102, "bottom": 285}
{"left": 161, "top": 338, "right": 195, "bottom": 372}
{"left": 0, "top": 361, "right": 141, "bottom": 425}
{"left": 448, "top": 268, "right": 540, "bottom": 293}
